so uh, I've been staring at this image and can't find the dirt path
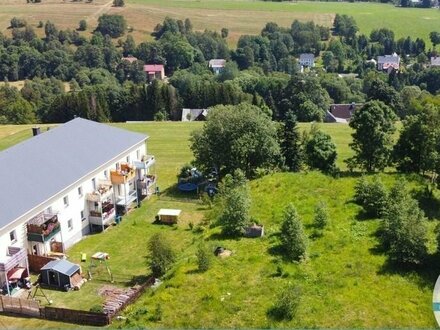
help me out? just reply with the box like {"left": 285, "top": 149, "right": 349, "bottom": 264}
{"left": 88, "top": 0, "right": 114, "bottom": 22}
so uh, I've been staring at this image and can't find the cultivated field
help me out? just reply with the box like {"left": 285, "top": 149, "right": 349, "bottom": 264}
{"left": 0, "top": 122, "right": 438, "bottom": 328}
{"left": 1, "top": 0, "right": 439, "bottom": 46}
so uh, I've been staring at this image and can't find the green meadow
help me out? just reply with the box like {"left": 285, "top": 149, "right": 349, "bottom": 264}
{"left": 0, "top": 121, "right": 438, "bottom": 327}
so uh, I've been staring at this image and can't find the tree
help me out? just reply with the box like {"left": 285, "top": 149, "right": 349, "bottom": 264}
{"left": 10, "top": 17, "right": 26, "bottom": 28}
{"left": 353, "top": 176, "right": 388, "bottom": 218}
{"left": 217, "top": 171, "right": 251, "bottom": 236}
{"left": 221, "top": 28, "right": 229, "bottom": 39}
{"left": 113, "top": 0, "right": 125, "bottom": 6}
{"left": 381, "top": 181, "right": 427, "bottom": 265}
{"left": 305, "top": 129, "right": 337, "bottom": 173}
{"left": 96, "top": 14, "right": 126, "bottom": 38}
{"left": 314, "top": 201, "right": 329, "bottom": 229}
{"left": 148, "top": 233, "right": 176, "bottom": 277}
{"left": 280, "top": 204, "right": 307, "bottom": 262}
{"left": 347, "top": 100, "right": 397, "bottom": 172}
{"left": 190, "top": 103, "right": 281, "bottom": 178}
{"left": 280, "top": 111, "right": 302, "bottom": 172}
{"left": 430, "top": 32, "right": 440, "bottom": 49}
{"left": 78, "top": 20, "right": 87, "bottom": 31}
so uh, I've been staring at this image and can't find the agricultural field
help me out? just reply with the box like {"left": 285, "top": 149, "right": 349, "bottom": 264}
{"left": 0, "top": 121, "right": 438, "bottom": 327}
{"left": 1, "top": 0, "right": 440, "bottom": 45}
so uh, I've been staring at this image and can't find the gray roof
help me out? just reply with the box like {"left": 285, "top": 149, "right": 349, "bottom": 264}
{"left": 299, "top": 53, "right": 315, "bottom": 61}
{"left": 0, "top": 118, "right": 147, "bottom": 230}
{"left": 431, "top": 57, "right": 440, "bottom": 66}
{"left": 41, "top": 259, "right": 80, "bottom": 276}
{"left": 377, "top": 55, "right": 400, "bottom": 64}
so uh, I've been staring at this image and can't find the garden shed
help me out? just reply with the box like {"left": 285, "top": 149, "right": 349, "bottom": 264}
{"left": 40, "top": 259, "right": 82, "bottom": 291}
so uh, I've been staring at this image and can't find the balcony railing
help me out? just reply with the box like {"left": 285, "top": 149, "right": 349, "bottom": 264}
{"left": 89, "top": 207, "right": 116, "bottom": 226}
{"left": 110, "top": 163, "right": 136, "bottom": 184}
{"left": 86, "top": 182, "right": 113, "bottom": 202}
{"left": 27, "top": 215, "right": 60, "bottom": 243}
{"left": 133, "top": 155, "right": 156, "bottom": 170}
{"left": 138, "top": 174, "right": 157, "bottom": 196}
{"left": 116, "top": 190, "right": 137, "bottom": 206}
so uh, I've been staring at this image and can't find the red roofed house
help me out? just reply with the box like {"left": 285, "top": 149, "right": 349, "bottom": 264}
{"left": 143, "top": 64, "right": 165, "bottom": 81}
{"left": 377, "top": 53, "right": 400, "bottom": 73}
{"left": 325, "top": 103, "right": 363, "bottom": 123}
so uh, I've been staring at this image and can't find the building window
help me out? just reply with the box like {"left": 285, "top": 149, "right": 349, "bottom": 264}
{"left": 81, "top": 210, "right": 86, "bottom": 221}
{"left": 9, "top": 230, "right": 17, "bottom": 243}
{"left": 67, "top": 219, "right": 73, "bottom": 231}
{"left": 78, "top": 186, "right": 83, "bottom": 197}
{"left": 104, "top": 170, "right": 108, "bottom": 179}
{"left": 136, "top": 150, "right": 140, "bottom": 160}
{"left": 92, "top": 178, "right": 96, "bottom": 190}
{"left": 126, "top": 155, "right": 130, "bottom": 163}
{"left": 63, "top": 195, "right": 69, "bottom": 207}
{"left": 116, "top": 162, "right": 120, "bottom": 170}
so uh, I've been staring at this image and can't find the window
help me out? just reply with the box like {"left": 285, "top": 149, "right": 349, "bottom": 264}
{"left": 104, "top": 170, "right": 108, "bottom": 179}
{"left": 67, "top": 219, "right": 73, "bottom": 231}
{"left": 92, "top": 178, "right": 96, "bottom": 190}
{"left": 9, "top": 230, "right": 17, "bottom": 243}
{"left": 63, "top": 195, "right": 69, "bottom": 207}
{"left": 116, "top": 162, "right": 120, "bottom": 170}
{"left": 80, "top": 210, "right": 86, "bottom": 221}
{"left": 136, "top": 150, "right": 140, "bottom": 160}
{"left": 78, "top": 186, "right": 83, "bottom": 197}
{"left": 126, "top": 155, "right": 130, "bottom": 163}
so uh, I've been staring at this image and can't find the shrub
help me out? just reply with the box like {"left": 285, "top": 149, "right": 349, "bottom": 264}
{"left": 10, "top": 17, "right": 27, "bottom": 28}
{"left": 314, "top": 201, "right": 329, "bottom": 229}
{"left": 96, "top": 14, "right": 127, "bottom": 38}
{"left": 113, "top": 0, "right": 125, "bottom": 6}
{"left": 268, "top": 284, "right": 301, "bottom": 321}
{"left": 78, "top": 19, "right": 87, "bottom": 31}
{"left": 196, "top": 243, "right": 211, "bottom": 272}
{"left": 354, "top": 176, "right": 388, "bottom": 218}
{"left": 148, "top": 233, "right": 176, "bottom": 277}
{"left": 90, "top": 305, "right": 104, "bottom": 313}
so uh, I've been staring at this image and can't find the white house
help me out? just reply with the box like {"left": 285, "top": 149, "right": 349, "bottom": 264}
{"left": 208, "top": 59, "right": 226, "bottom": 75}
{"left": 0, "top": 118, "right": 156, "bottom": 294}
{"left": 431, "top": 56, "right": 440, "bottom": 66}
{"left": 299, "top": 53, "right": 315, "bottom": 68}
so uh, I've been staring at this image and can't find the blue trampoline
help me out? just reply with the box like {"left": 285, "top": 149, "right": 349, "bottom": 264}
{"left": 178, "top": 182, "right": 198, "bottom": 192}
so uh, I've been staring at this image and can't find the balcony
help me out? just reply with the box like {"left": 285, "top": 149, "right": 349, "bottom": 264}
{"left": 89, "top": 205, "right": 116, "bottom": 226}
{"left": 27, "top": 215, "right": 60, "bottom": 243}
{"left": 138, "top": 174, "right": 157, "bottom": 196}
{"left": 133, "top": 155, "right": 156, "bottom": 170}
{"left": 116, "top": 190, "right": 137, "bottom": 207}
{"left": 86, "top": 181, "right": 113, "bottom": 202}
{"left": 110, "top": 163, "right": 136, "bottom": 184}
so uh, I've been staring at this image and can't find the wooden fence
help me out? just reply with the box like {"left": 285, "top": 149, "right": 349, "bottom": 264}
{"left": 42, "top": 307, "right": 111, "bottom": 326}
{"left": 0, "top": 296, "right": 40, "bottom": 317}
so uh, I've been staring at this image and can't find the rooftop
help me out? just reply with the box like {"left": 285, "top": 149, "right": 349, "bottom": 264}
{"left": 0, "top": 118, "right": 147, "bottom": 231}
{"left": 41, "top": 259, "right": 80, "bottom": 276}
{"left": 209, "top": 59, "right": 226, "bottom": 68}
{"left": 143, "top": 64, "right": 164, "bottom": 72}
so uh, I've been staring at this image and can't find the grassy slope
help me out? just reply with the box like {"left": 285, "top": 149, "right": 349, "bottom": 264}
{"left": 0, "top": 122, "right": 437, "bottom": 327}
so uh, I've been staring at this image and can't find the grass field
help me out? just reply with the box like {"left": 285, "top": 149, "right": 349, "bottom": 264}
{"left": 0, "top": 121, "right": 438, "bottom": 327}
{"left": 1, "top": 0, "right": 439, "bottom": 46}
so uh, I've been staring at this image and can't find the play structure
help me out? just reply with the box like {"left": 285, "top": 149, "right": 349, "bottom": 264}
{"left": 177, "top": 166, "right": 218, "bottom": 195}
{"left": 88, "top": 252, "right": 113, "bottom": 283}
{"left": 40, "top": 259, "right": 85, "bottom": 291}
{"left": 27, "top": 284, "right": 52, "bottom": 304}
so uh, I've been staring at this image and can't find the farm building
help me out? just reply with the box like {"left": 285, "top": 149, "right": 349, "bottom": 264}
{"left": 0, "top": 118, "right": 155, "bottom": 294}
{"left": 40, "top": 259, "right": 82, "bottom": 290}
{"left": 208, "top": 59, "right": 226, "bottom": 74}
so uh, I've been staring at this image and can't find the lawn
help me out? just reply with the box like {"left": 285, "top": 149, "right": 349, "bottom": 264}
{"left": 0, "top": 121, "right": 438, "bottom": 327}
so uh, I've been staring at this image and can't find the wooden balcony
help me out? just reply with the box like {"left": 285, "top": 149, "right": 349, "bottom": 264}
{"left": 110, "top": 163, "right": 136, "bottom": 184}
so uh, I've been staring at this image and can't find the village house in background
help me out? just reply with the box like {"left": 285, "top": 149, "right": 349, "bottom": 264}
{"left": 325, "top": 103, "right": 362, "bottom": 123}
{"left": 0, "top": 118, "right": 156, "bottom": 295}
{"left": 377, "top": 53, "right": 400, "bottom": 72}
{"left": 121, "top": 56, "right": 138, "bottom": 64}
{"left": 299, "top": 53, "right": 315, "bottom": 70}
{"left": 208, "top": 59, "right": 226, "bottom": 75}
{"left": 431, "top": 56, "right": 440, "bottom": 66}
{"left": 143, "top": 64, "right": 165, "bottom": 81}
{"left": 181, "top": 108, "right": 209, "bottom": 122}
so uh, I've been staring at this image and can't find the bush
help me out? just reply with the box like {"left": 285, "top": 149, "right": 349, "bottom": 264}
{"left": 78, "top": 20, "right": 87, "bottom": 31}
{"left": 148, "top": 233, "right": 176, "bottom": 277}
{"left": 268, "top": 284, "right": 301, "bottom": 321}
{"left": 354, "top": 176, "right": 388, "bottom": 218}
{"left": 196, "top": 243, "right": 211, "bottom": 272}
{"left": 90, "top": 305, "right": 104, "bottom": 313}
{"left": 113, "top": 0, "right": 125, "bottom": 6}
{"left": 96, "top": 14, "right": 127, "bottom": 38}
{"left": 10, "top": 17, "right": 27, "bottom": 28}
{"left": 314, "top": 201, "right": 329, "bottom": 229}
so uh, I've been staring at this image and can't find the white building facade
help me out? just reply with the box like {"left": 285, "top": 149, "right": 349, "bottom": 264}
{"left": 0, "top": 118, "right": 155, "bottom": 293}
